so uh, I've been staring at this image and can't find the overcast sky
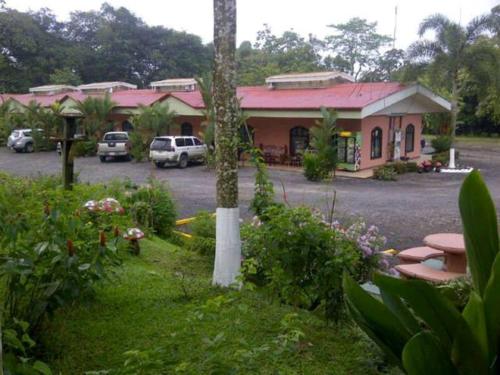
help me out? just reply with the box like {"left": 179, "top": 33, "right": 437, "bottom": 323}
{"left": 8, "top": 0, "right": 499, "bottom": 49}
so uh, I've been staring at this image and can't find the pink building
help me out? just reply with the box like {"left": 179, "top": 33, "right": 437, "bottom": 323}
{"left": 3, "top": 73, "right": 451, "bottom": 171}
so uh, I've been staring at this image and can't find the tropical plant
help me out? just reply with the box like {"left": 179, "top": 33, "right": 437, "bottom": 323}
{"left": 303, "top": 152, "right": 329, "bottom": 181}
{"left": 196, "top": 73, "right": 216, "bottom": 168}
{"left": 248, "top": 148, "right": 276, "bottom": 218}
{"left": 343, "top": 170, "right": 499, "bottom": 374}
{"left": 373, "top": 165, "right": 397, "bottom": 181}
{"left": 431, "top": 135, "right": 453, "bottom": 153}
{"left": 408, "top": 13, "right": 495, "bottom": 137}
{"left": 73, "top": 94, "right": 116, "bottom": 139}
{"left": 132, "top": 103, "right": 177, "bottom": 143}
{"left": 308, "top": 107, "right": 339, "bottom": 179}
{"left": 188, "top": 211, "right": 216, "bottom": 257}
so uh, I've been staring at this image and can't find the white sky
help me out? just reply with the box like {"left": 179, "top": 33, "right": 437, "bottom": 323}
{"left": 7, "top": 0, "right": 500, "bottom": 49}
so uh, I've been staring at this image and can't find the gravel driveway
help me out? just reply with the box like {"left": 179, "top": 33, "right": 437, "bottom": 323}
{"left": 1, "top": 145, "right": 500, "bottom": 250}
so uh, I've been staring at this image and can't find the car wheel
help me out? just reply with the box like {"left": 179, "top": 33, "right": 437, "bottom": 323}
{"left": 155, "top": 161, "right": 165, "bottom": 169}
{"left": 178, "top": 154, "right": 188, "bottom": 169}
{"left": 24, "top": 143, "right": 34, "bottom": 153}
{"left": 99, "top": 156, "right": 106, "bottom": 163}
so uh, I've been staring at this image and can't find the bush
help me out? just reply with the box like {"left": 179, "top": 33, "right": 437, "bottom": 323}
{"left": 187, "top": 211, "right": 216, "bottom": 256}
{"left": 432, "top": 150, "right": 460, "bottom": 165}
{"left": 71, "top": 139, "right": 97, "bottom": 157}
{"left": 128, "top": 180, "right": 176, "bottom": 237}
{"left": 303, "top": 152, "right": 329, "bottom": 181}
{"left": 373, "top": 166, "right": 397, "bottom": 181}
{"left": 431, "top": 135, "right": 453, "bottom": 153}
{"left": 248, "top": 148, "right": 277, "bottom": 218}
{"left": 391, "top": 161, "right": 407, "bottom": 174}
{"left": 241, "top": 206, "right": 388, "bottom": 320}
{"left": 406, "top": 161, "right": 418, "bottom": 172}
{"left": 129, "top": 131, "right": 147, "bottom": 162}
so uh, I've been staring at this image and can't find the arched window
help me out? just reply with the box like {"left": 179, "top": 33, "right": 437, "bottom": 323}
{"left": 122, "top": 120, "right": 134, "bottom": 132}
{"left": 405, "top": 124, "right": 415, "bottom": 153}
{"left": 181, "top": 122, "right": 193, "bottom": 136}
{"left": 371, "top": 127, "right": 383, "bottom": 159}
{"left": 290, "top": 126, "right": 309, "bottom": 155}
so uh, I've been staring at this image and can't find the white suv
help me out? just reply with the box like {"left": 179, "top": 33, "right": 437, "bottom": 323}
{"left": 149, "top": 136, "right": 207, "bottom": 168}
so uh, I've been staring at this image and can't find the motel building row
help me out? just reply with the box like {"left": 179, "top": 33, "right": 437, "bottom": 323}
{"left": 2, "top": 71, "right": 451, "bottom": 171}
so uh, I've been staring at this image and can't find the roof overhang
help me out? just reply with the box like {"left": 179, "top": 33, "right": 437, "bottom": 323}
{"left": 361, "top": 84, "right": 451, "bottom": 118}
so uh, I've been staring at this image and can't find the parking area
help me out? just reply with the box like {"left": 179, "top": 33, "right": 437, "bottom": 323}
{"left": 1, "top": 144, "right": 500, "bottom": 250}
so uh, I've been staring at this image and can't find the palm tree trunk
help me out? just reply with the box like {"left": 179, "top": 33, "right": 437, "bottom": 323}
{"left": 212, "top": 0, "right": 241, "bottom": 287}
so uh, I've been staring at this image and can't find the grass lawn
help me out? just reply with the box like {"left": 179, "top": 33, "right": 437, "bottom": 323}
{"left": 42, "top": 237, "right": 394, "bottom": 374}
{"left": 424, "top": 134, "right": 500, "bottom": 146}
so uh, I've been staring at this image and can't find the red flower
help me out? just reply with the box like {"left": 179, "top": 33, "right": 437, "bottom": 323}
{"left": 99, "top": 231, "right": 106, "bottom": 246}
{"left": 67, "top": 239, "right": 75, "bottom": 256}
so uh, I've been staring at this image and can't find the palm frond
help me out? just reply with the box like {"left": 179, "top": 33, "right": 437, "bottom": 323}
{"left": 407, "top": 40, "right": 443, "bottom": 60}
{"left": 418, "top": 14, "right": 452, "bottom": 37}
{"left": 465, "top": 15, "right": 493, "bottom": 42}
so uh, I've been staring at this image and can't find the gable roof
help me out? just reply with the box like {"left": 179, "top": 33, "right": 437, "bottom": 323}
{"left": 171, "top": 82, "right": 407, "bottom": 110}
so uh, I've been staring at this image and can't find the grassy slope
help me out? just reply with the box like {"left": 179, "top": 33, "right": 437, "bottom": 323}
{"left": 43, "top": 238, "right": 391, "bottom": 374}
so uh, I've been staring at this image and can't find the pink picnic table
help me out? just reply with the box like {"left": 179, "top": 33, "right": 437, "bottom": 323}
{"left": 423, "top": 233, "right": 466, "bottom": 273}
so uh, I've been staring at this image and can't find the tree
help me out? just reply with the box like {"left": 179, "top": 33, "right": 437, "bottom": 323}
{"left": 132, "top": 103, "right": 177, "bottom": 141}
{"left": 49, "top": 67, "right": 82, "bottom": 86}
{"left": 408, "top": 13, "right": 494, "bottom": 137}
{"left": 324, "top": 18, "right": 392, "bottom": 81}
{"left": 237, "top": 26, "right": 322, "bottom": 85}
{"left": 73, "top": 94, "right": 116, "bottom": 139}
{"left": 310, "top": 107, "right": 339, "bottom": 175}
{"left": 362, "top": 48, "right": 406, "bottom": 82}
{"left": 212, "top": 0, "right": 241, "bottom": 287}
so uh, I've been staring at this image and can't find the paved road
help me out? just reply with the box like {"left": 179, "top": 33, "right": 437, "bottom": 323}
{"left": 1, "top": 146, "right": 500, "bottom": 250}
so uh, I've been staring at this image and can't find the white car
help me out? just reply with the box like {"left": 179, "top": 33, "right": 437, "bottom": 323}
{"left": 149, "top": 136, "right": 207, "bottom": 168}
{"left": 7, "top": 128, "right": 43, "bottom": 153}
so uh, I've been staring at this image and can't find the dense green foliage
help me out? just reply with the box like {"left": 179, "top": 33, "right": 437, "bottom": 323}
{"left": 187, "top": 211, "right": 216, "bottom": 256}
{"left": 344, "top": 170, "right": 500, "bottom": 374}
{"left": 0, "top": 4, "right": 212, "bottom": 92}
{"left": 431, "top": 135, "right": 453, "bottom": 153}
{"left": 241, "top": 205, "right": 389, "bottom": 320}
{"left": 373, "top": 166, "right": 398, "bottom": 181}
{"left": 303, "top": 152, "right": 330, "bottom": 181}
{"left": 248, "top": 148, "right": 277, "bottom": 217}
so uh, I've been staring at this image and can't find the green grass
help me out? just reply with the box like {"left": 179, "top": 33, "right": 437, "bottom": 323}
{"left": 42, "top": 237, "right": 393, "bottom": 374}
{"left": 424, "top": 134, "right": 500, "bottom": 146}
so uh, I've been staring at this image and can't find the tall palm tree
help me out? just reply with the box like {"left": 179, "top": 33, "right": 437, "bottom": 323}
{"left": 212, "top": 0, "right": 241, "bottom": 287}
{"left": 132, "top": 103, "right": 177, "bottom": 138}
{"left": 408, "top": 14, "right": 493, "bottom": 137}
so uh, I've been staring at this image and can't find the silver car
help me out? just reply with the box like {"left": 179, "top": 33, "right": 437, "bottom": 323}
{"left": 7, "top": 128, "right": 43, "bottom": 153}
{"left": 149, "top": 136, "right": 207, "bottom": 168}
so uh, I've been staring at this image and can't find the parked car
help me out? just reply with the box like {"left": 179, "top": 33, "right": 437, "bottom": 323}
{"left": 149, "top": 136, "right": 206, "bottom": 168}
{"left": 6, "top": 128, "right": 43, "bottom": 153}
{"left": 97, "top": 132, "right": 131, "bottom": 162}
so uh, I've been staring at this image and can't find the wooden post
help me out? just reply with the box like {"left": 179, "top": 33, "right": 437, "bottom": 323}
{"left": 62, "top": 117, "right": 76, "bottom": 190}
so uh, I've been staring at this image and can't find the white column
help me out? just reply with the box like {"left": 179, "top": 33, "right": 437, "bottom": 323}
{"left": 213, "top": 207, "right": 241, "bottom": 287}
{"left": 449, "top": 148, "right": 456, "bottom": 169}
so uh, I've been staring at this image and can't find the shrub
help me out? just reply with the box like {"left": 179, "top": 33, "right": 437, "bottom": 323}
{"left": 406, "top": 161, "right": 418, "bottom": 172}
{"left": 242, "top": 206, "right": 388, "bottom": 320}
{"left": 373, "top": 166, "right": 397, "bottom": 181}
{"left": 187, "top": 211, "right": 216, "bottom": 256}
{"left": 431, "top": 135, "right": 453, "bottom": 153}
{"left": 391, "top": 161, "right": 407, "bottom": 174}
{"left": 71, "top": 139, "right": 97, "bottom": 157}
{"left": 432, "top": 150, "right": 460, "bottom": 165}
{"left": 128, "top": 180, "right": 176, "bottom": 237}
{"left": 303, "top": 152, "right": 329, "bottom": 181}
{"left": 129, "top": 131, "right": 147, "bottom": 162}
{"left": 248, "top": 148, "right": 276, "bottom": 218}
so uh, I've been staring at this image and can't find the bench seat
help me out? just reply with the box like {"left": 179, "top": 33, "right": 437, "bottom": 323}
{"left": 397, "top": 246, "right": 444, "bottom": 264}
{"left": 395, "top": 263, "right": 465, "bottom": 283}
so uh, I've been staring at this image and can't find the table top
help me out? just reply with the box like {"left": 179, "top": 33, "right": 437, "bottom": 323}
{"left": 423, "top": 233, "right": 465, "bottom": 254}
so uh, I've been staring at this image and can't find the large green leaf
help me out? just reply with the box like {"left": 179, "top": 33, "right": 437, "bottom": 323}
{"left": 374, "top": 273, "right": 462, "bottom": 350}
{"left": 462, "top": 292, "right": 488, "bottom": 362}
{"left": 459, "top": 170, "right": 499, "bottom": 296}
{"left": 402, "top": 331, "right": 458, "bottom": 375}
{"left": 343, "top": 273, "right": 411, "bottom": 367}
{"left": 483, "top": 252, "right": 500, "bottom": 371}
{"left": 380, "top": 289, "right": 421, "bottom": 336}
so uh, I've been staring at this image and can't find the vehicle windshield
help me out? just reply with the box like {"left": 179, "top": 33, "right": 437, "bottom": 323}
{"left": 104, "top": 133, "right": 128, "bottom": 141}
{"left": 151, "top": 138, "right": 172, "bottom": 150}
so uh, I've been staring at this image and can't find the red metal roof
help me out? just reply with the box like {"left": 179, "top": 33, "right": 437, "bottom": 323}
{"left": 172, "top": 82, "right": 406, "bottom": 110}
{"left": 2, "top": 89, "right": 167, "bottom": 108}
{"left": 2, "top": 82, "right": 406, "bottom": 111}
